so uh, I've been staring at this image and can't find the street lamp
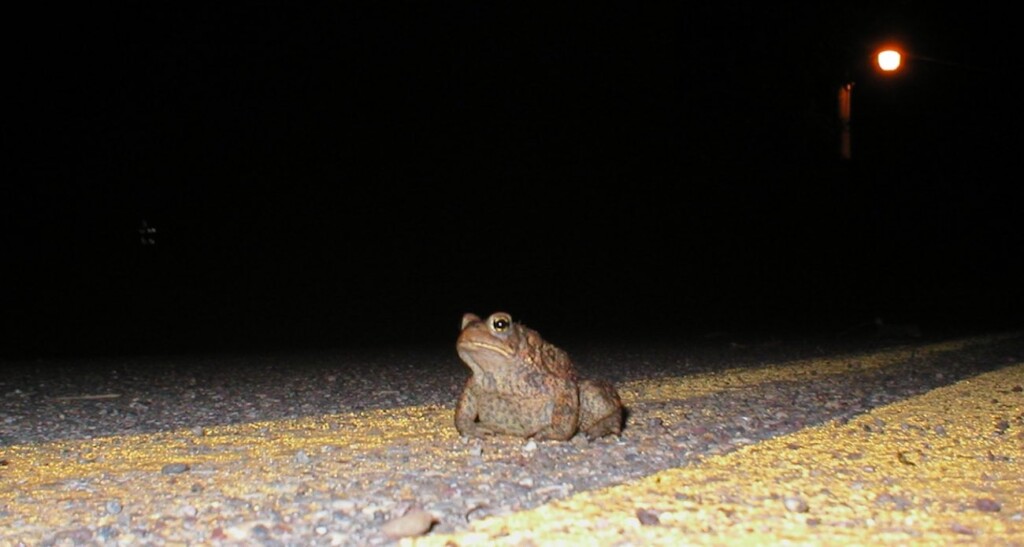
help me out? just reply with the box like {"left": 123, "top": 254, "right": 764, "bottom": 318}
{"left": 839, "top": 39, "right": 995, "bottom": 161}
{"left": 839, "top": 44, "right": 909, "bottom": 160}
{"left": 876, "top": 48, "right": 903, "bottom": 72}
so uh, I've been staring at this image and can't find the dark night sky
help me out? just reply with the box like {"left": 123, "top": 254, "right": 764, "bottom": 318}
{"left": 5, "top": 4, "right": 1023, "bottom": 357}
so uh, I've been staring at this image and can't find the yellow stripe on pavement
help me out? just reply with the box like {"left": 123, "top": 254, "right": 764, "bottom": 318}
{"left": 0, "top": 405, "right": 454, "bottom": 497}
{"left": 414, "top": 362, "right": 1024, "bottom": 546}
{"left": 1, "top": 333, "right": 1017, "bottom": 544}
{"left": 620, "top": 334, "right": 1012, "bottom": 403}
{"left": 0, "top": 334, "right": 1000, "bottom": 491}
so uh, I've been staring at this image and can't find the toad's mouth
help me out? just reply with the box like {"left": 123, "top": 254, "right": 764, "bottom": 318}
{"left": 459, "top": 340, "right": 514, "bottom": 359}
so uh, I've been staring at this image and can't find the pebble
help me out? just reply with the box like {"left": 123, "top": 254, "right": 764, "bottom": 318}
{"left": 951, "top": 522, "right": 976, "bottom": 535}
{"left": 96, "top": 525, "right": 118, "bottom": 541}
{"left": 251, "top": 523, "right": 272, "bottom": 540}
{"left": 161, "top": 463, "right": 190, "bottom": 474}
{"left": 636, "top": 508, "right": 661, "bottom": 525}
{"left": 783, "top": 496, "right": 809, "bottom": 513}
{"left": 381, "top": 509, "right": 436, "bottom": 539}
{"left": 975, "top": 498, "right": 1002, "bottom": 512}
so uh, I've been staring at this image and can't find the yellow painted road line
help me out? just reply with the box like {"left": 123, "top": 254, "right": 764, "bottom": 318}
{"left": 0, "top": 333, "right": 1017, "bottom": 544}
{"left": 0, "top": 405, "right": 455, "bottom": 499}
{"left": 0, "top": 405, "right": 461, "bottom": 543}
{"left": 0, "top": 333, "right": 1002, "bottom": 492}
{"left": 415, "top": 362, "right": 1024, "bottom": 546}
{"left": 620, "top": 333, "right": 1014, "bottom": 403}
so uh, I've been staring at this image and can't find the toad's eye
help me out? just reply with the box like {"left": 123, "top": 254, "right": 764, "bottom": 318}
{"left": 491, "top": 315, "right": 511, "bottom": 332}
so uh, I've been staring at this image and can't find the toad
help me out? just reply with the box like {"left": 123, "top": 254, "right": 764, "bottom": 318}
{"left": 455, "top": 312, "right": 623, "bottom": 441}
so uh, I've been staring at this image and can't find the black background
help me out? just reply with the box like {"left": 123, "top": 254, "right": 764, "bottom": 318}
{"left": 5, "top": 4, "right": 1022, "bottom": 358}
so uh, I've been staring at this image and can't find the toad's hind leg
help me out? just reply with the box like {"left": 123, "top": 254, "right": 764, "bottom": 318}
{"left": 579, "top": 379, "right": 623, "bottom": 439}
{"left": 531, "top": 383, "right": 580, "bottom": 441}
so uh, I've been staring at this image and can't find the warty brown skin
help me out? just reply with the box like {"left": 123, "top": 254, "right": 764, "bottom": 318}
{"left": 455, "top": 312, "right": 623, "bottom": 441}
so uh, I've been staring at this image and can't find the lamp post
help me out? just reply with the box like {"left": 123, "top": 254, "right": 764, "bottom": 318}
{"left": 839, "top": 46, "right": 906, "bottom": 160}
{"left": 838, "top": 82, "right": 853, "bottom": 160}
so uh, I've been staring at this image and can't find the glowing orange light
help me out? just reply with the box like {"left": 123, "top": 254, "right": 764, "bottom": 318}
{"left": 877, "top": 49, "right": 902, "bottom": 72}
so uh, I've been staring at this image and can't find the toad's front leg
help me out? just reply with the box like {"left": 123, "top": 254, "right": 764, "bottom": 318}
{"left": 455, "top": 386, "right": 486, "bottom": 438}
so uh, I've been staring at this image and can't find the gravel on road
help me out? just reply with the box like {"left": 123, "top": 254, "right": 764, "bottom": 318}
{"left": 2, "top": 331, "right": 1022, "bottom": 545}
